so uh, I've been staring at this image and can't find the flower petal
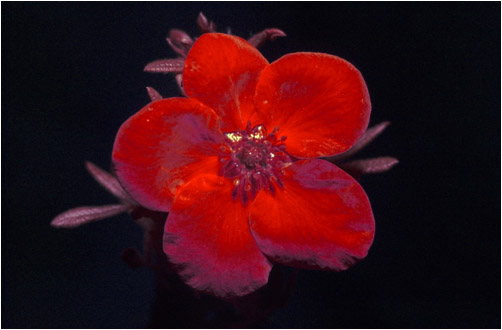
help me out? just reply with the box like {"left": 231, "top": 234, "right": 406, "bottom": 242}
{"left": 163, "top": 174, "right": 272, "bottom": 297}
{"left": 255, "top": 53, "right": 371, "bottom": 158}
{"left": 249, "top": 159, "right": 374, "bottom": 270}
{"left": 112, "top": 98, "right": 223, "bottom": 212}
{"left": 183, "top": 33, "right": 269, "bottom": 131}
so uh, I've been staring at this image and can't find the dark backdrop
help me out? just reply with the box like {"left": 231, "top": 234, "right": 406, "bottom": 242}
{"left": 2, "top": 2, "right": 500, "bottom": 328}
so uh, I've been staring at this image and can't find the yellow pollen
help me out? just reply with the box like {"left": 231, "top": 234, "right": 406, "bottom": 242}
{"left": 225, "top": 132, "right": 242, "bottom": 143}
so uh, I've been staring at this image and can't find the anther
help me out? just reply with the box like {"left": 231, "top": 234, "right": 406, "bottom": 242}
{"left": 218, "top": 123, "right": 291, "bottom": 205}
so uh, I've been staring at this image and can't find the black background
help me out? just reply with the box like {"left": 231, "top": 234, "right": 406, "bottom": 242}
{"left": 2, "top": 2, "right": 500, "bottom": 328}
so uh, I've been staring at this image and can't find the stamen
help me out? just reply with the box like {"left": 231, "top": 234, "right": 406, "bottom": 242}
{"left": 219, "top": 124, "right": 292, "bottom": 205}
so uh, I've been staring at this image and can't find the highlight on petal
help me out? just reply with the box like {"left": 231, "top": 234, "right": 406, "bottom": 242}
{"left": 51, "top": 204, "right": 131, "bottom": 228}
{"left": 255, "top": 52, "right": 371, "bottom": 158}
{"left": 112, "top": 98, "right": 223, "bottom": 212}
{"left": 163, "top": 174, "right": 272, "bottom": 298}
{"left": 183, "top": 33, "right": 269, "bottom": 131}
{"left": 249, "top": 159, "right": 374, "bottom": 271}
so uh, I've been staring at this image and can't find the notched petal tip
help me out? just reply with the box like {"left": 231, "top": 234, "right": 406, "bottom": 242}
{"left": 183, "top": 33, "right": 268, "bottom": 131}
{"left": 163, "top": 175, "right": 272, "bottom": 298}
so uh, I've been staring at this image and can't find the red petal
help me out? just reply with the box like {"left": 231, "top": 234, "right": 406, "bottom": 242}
{"left": 255, "top": 53, "right": 371, "bottom": 158}
{"left": 183, "top": 33, "right": 268, "bottom": 131}
{"left": 163, "top": 174, "right": 272, "bottom": 297}
{"left": 249, "top": 159, "right": 374, "bottom": 270}
{"left": 112, "top": 98, "right": 223, "bottom": 212}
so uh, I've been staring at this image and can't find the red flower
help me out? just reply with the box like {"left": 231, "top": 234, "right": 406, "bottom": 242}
{"left": 112, "top": 33, "right": 375, "bottom": 298}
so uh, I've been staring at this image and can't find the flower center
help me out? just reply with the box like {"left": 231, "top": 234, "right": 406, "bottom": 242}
{"left": 238, "top": 144, "right": 265, "bottom": 169}
{"left": 218, "top": 122, "right": 292, "bottom": 205}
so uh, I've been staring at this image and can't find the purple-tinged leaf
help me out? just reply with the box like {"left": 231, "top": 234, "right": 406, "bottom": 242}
{"left": 85, "top": 161, "right": 136, "bottom": 204}
{"left": 197, "top": 12, "right": 216, "bottom": 33}
{"left": 144, "top": 58, "right": 185, "bottom": 73}
{"left": 340, "top": 157, "right": 399, "bottom": 178}
{"left": 168, "top": 29, "right": 193, "bottom": 47}
{"left": 51, "top": 204, "right": 132, "bottom": 228}
{"left": 330, "top": 122, "right": 390, "bottom": 161}
{"left": 248, "top": 28, "right": 287, "bottom": 48}
{"left": 166, "top": 29, "right": 193, "bottom": 57}
{"left": 146, "top": 86, "right": 163, "bottom": 102}
{"left": 166, "top": 38, "right": 186, "bottom": 57}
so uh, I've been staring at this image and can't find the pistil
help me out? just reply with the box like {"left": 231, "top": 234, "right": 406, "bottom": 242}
{"left": 218, "top": 122, "right": 292, "bottom": 205}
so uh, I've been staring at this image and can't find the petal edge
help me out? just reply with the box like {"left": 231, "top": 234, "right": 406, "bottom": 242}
{"left": 255, "top": 52, "right": 371, "bottom": 158}
{"left": 163, "top": 174, "right": 272, "bottom": 297}
{"left": 250, "top": 159, "right": 375, "bottom": 270}
{"left": 112, "top": 98, "right": 223, "bottom": 212}
{"left": 183, "top": 33, "right": 269, "bottom": 131}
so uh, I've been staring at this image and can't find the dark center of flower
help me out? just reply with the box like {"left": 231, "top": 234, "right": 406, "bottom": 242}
{"left": 237, "top": 144, "right": 265, "bottom": 169}
{"left": 218, "top": 122, "right": 292, "bottom": 205}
